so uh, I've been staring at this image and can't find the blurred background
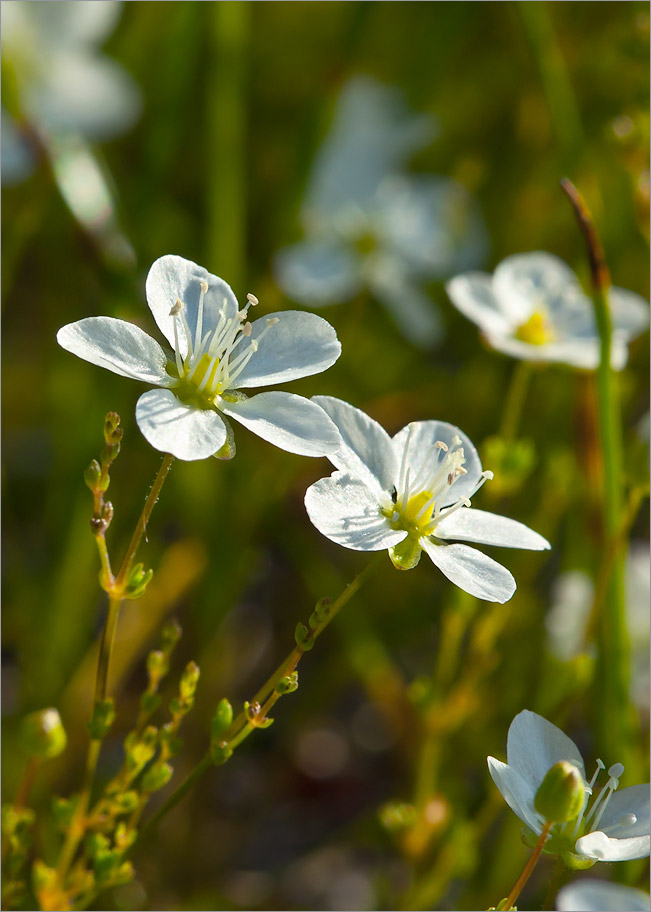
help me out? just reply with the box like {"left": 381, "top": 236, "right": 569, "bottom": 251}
{"left": 2, "top": 2, "right": 649, "bottom": 910}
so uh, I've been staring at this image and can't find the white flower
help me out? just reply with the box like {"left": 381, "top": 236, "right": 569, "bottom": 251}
{"left": 557, "top": 879, "right": 651, "bottom": 912}
{"left": 274, "top": 77, "right": 487, "bottom": 348}
{"left": 2, "top": 0, "right": 140, "bottom": 182}
{"left": 304, "top": 397, "right": 549, "bottom": 603}
{"left": 57, "top": 255, "right": 343, "bottom": 461}
{"left": 488, "top": 709, "right": 650, "bottom": 866}
{"left": 446, "top": 251, "right": 649, "bottom": 369}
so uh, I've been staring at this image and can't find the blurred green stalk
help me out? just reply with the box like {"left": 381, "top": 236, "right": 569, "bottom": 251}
{"left": 206, "top": 1, "right": 249, "bottom": 289}
{"left": 561, "top": 180, "right": 634, "bottom": 768}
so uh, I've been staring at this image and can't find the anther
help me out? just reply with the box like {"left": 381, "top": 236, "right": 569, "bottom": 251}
{"left": 247, "top": 293, "right": 259, "bottom": 306}
{"left": 434, "top": 441, "right": 448, "bottom": 452}
{"left": 451, "top": 435, "right": 462, "bottom": 447}
{"left": 199, "top": 279, "right": 209, "bottom": 294}
{"left": 242, "top": 321, "right": 252, "bottom": 337}
{"left": 482, "top": 470, "right": 494, "bottom": 480}
{"left": 169, "top": 298, "right": 183, "bottom": 316}
{"left": 266, "top": 317, "right": 279, "bottom": 327}
{"left": 608, "top": 763, "right": 624, "bottom": 779}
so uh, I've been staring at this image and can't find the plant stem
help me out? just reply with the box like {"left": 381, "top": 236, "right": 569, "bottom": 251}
{"left": 135, "top": 556, "right": 382, "bottom": 845}
{"left": 56, "top": 453, "right": 174, "bottom": 888}
{"left": 560, "top": 179, "right": 633, "bottom": 767}
{"left": 502, "top": 822, "right": 552, "bottom": 910}
{"left": 13, "top": 756, "right": 41, "bottom": 810}
{"left": 115, "top": 453, "right": 174, "bottom": 587}
{"left": 542, "top": 855, "right": 567, "bottom": 911}
{"left": 500, "top": 361, "right": 532, "bottom": 444}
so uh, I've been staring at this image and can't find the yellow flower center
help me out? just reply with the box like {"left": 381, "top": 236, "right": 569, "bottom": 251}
{"left": 515, "top": 311, "right": 554, "bottom": 346}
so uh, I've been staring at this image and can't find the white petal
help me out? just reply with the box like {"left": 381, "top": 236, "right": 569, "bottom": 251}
{"left": 233, "top": 311, "right": 341, "bottom": 389}
{"left": 421, "top": 539, "right": 515, "bottom": 602}
{"left": 274, "top": 240, "right": 361, "bottom": 306}
{"left": 135, "top": 389, "right": 227, "bottom": 461}
{"left": 366, "top": 256, "right": 443, "bottom": 347}
{"left": 609, "top": 287, "right": 650, "bottom": 340}
{"left": 305, "top": 472, "right": 406, "bottom": 551}
{"left": 576, "top": 831, "right": 651, "bottom": 862}
{"left": 57, "top": 317, "right": 173, "bottom": 385}
{"left": 435, "top": 508, "right": 551, "bottom": 550}
{"left": 493, "top": 252, "right": 580, "bottom": 325}
{"left": 505, "top": 709, "right": 585, "bottom": 792}
{"left": 484, "top": 331, "right": 630, "bottom": 371}
{"left": 29, "top": 54, "right": 141, "bottom": 139}
{"left": 392, "top": 421, "right": 483, "bottom": 507}
{"left": 446, "top": 272, "right": 516, "bottom": 336}
{"left": 219, "top": 391, "right": 341, "bottom": 457}
{"left": 487, "top": 756, "right": 543, "bottom": 834}
{"left": 596, "top": 784, "right": 650, "bottom": 837}
{"left": 557, "top": 880, "right": 651, "bottom": 912}
{"left": 145, "top": 255, "right": 239, "bottom": 355}
{"left": 311, "top": 396, "right": 397, "bottom": 496}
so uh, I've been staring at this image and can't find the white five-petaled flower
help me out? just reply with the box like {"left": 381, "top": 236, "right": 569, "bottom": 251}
{"left": 446, "top": 251, "right": 649, "bottom": 369}
{"left": 274, "top": 77, "right": 487, "bottom": 348}
{"left": 556, "top": 879, "right": 651, "bottom": 912}
{"left": 2, "top": 0, "right": 141, "bottom": 184}
{"left": 57, "top": 255, "right": 343, "bottom": 461}
{"left": 304, "top": 397, "right": 550, "bottom": 603}
{"left": 488, "top": 709, "right": 650, "bottom": 866}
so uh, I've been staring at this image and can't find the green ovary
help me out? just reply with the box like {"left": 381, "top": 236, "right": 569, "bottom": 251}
{"left": 515, "top": 311, "right": 554, "bottom": 345}
{"left": 385, "top": 490, "right": 437, "bottom": 571}
{"left": 169, "top": 353, "right": 222, "bottom": 409}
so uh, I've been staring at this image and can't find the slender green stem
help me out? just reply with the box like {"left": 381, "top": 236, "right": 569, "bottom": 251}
{"left": 502, "top": 822, "right": 552, "bottom": 910}
{"left": 135, "top": 556, "right": 383, "bottom": 845}
{"left": 561, "top": 179, "right": 633, "bottom": 766}
{"left": 115, "top": 453, "right": 174, "bottom": 587}
{"left": 499, "top": 361, "right": 532, "bottom": 444}
{"left": 542, "top": 856, "right": 567, "bottom": 911}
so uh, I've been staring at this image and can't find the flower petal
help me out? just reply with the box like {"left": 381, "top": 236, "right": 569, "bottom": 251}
{"left": 421, "top": 539, "right": 515, "bottom": 602}
{"left": 392, "top": 421, "right": 483, "bottom": 507}
{"left": 493, "top": 252, "right": 580, "bottom": 326}
{"left": 446, "top": 272, "right": 516, "bottom": 336}
{"left": 274, "top": 240, "right": 361, "bottom": 306}
{"left": 311, "top": 396, "right": 398, "bottom": 496}
{"left": 305, "top": 471, "right": 407, "bottom": 551}
{"left": 505, "top": 710, "right": 585, "bottom": 792}
{"left": 135, "top": 389, "right": 227, "bottom": 461}
{"left": 576, "top": 831, "right": 651, "bottom": 862}
{"left": 366, "top": 256, "right": 443, "bottom": 347}
{"left": 145, "top": 255, "right": 239, "bottom": 355}
{"left": 609, "top": 287, "right": 650, "bottom": 340}
{"left": 435, "top": 508, "right": 551, "bottom": 550}
{"left": 557, "top": 880, "right": 651, "bottom": 912}
{"left": 233, "top": 311, "right": 342, "bottom": 389}
{"left": 487, "top": 756, "right": 543, "bottom": 834}
{"left": 57, "top": 317, "right": 173, "bottom": 385}
{"left": 220, "top": 391, "right": 341, "bottom": 457}
{"left": 595, "top": 784, "right": 650, "bottom": 838}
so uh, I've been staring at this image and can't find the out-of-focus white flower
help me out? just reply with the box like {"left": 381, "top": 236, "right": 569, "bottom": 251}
{"left": 557, "top": 879, "right": 650, "bottom": 912}
{"left": 57, "top": 255, "right": 342, "bottom": 461}
{"left": 2, "top": 0, "right": 141, "bottom": 182}
{"left": 304, "top": 397, "right": 549, "bottom": 603}
{"left": 545, "top": 547, "right": 650, "bottom": 712}
{"left": 274, "top": 77, "right": 487, "bottom": 348}
{"left": 446, "top": 252, "right": 649, "bottom": 369}
{"left": 488, "top": 709, "right": 650, "bottom": 867}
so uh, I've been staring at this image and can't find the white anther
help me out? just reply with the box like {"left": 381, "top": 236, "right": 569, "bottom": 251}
{"left": 247, "top": 293, "right": 259, "bottom": 306}
{"left": 482, "top": 470, "right": 494, "bottom": 480}
{"left": 434, "top": 440, "right": 448, "bottom": 452}
{"left": 608, "top": 763, "right": 624, "bottom": 779}
{"left": 170, "top": 298, "right": 183, "bottom": 316}
{"left": 199, "top": 279, "right": 209, "bottom": 294}
{"left": 266, "top": 317, "right": 279, "bottom": 327}
{"left": 456, "top": 466, "right": 468, "bottom": 476}
{"left": 451, "top": 435, "right": 462, "bottom": 447}
{"left": 242, "top": 321, "right": 252, "bottom": 337}
{"left": 447, "top": 473, "right": 455, "bottom": 486}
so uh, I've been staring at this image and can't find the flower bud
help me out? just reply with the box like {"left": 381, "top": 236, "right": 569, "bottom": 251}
{"left": 87, "top": 699, "right": 115, "bottom": 740}
{"left": 210, "top": 698, "right": 233, "bottom": 743}
{"left": 141, "top": 761, "right": 173, "bottom": 794}
{"left": 123, "top": 563, "right": 154, "bottom": 599}
{"left": 295, "top": 622, "right": 314, "bottom": 650}
{"left": 84, "top": 459, "right": 103, "bottom": 492}
{"left": 534, "top": 760, "right": 585, "bottom": 823}
{"left": 161, "top": 620, "right": 182, "bottom": 652}
{"left": 20, "top": 708, "right": 67, "bottom": 759}
{"left": 179, "top": 661, "right": 200, "bottom": 701}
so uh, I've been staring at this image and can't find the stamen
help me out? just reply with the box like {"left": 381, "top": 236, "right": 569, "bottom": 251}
{"left": 169, "top": 299, "right": 183, "bottom": 316}
{"left": 435, "top": 440, "right": 448, "bottom": 452}
{"left": 242, "top": 321, "right": 252, "bottom": 337}
{"left": 591, "top": 775, "right": 620, "bottom": 831}
{"left": 397, "top": 427, "right": 414, "bottom": 507}
{"left": 573, "top": 760, "right": 605, "bottom": 836}
{"left": 246, "top": 293, "right": 259, "bottom": 306}
{"left": 608, "top": 763, "right": 624, "bottom": 779}
{"left": 194, "top": 278, "right": 208, "bottom": 353}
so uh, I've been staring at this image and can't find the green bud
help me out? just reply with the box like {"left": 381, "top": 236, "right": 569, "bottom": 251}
{"left": 87, "top": 699, "right": 115, "bottom": 740}
{"left": 111, "top": 791, "right": 140, "bottom": 815}
{"left": 139, "top": 692, "right": 162, "bottom": 717}
{"left": 85, "top": 832, "right": 109, "bottom": 859}
{"left": 211, "top": 740, "right": 233, "bottom": 766}
{"left": 141, "top": 761, "right": 173, "bottom": 794}
{"left": 104, "top": 412, "right": 122, "bottom": 442}
{"left": 210, "top": 698, "right": 233, "bottom": 743}
{"left": 534, "top": 761, "right": 585, "bottom": 823}
{"left": 32, "top": 859, "right": 59, "bottom": 894}
{"left": 123, "top": 563, "right": 154, "bottom": 599}
{"left": 275, "top": 672, "right": 299, "bottom": 695}
{"left": 112, "top": 861, "right": 135, "bottom": 886}
{"left": 295, "top": 622, "right": 314, "bottom": 650}
{"left": 161, "top": 620, "right": 182, "bottom": 652}
{"left": 125, "top": 726, "right": 157, "bottom": 775}
{"left": 84, "top": 459, "right": 103, "bottom": 492}
{"left": 179, "top": 661, "right": 200, "bottom": 701}
{"left": 495, "top": 899, "right": 517, "bottom": 911}
{"left": 379, "top": 801, "right": 418, "bottom": 832}
{"left": 94, "top": 848, "right": 124, "bottom": 884}
{"left": 147, "top": 649, "right": 167, "bottom": 679}
{"left": 114, "top": 822, "right": 137, "bottom": 851}
{"left": 20, "top": 708, "right": 67, "bottom": 759}
{"left": 51, "top": 796, "right": 77, "bottom": 831}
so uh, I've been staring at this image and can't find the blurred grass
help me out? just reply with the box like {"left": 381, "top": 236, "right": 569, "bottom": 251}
{"left": 2, "top": 2, "right": 649, "bottom": 910}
